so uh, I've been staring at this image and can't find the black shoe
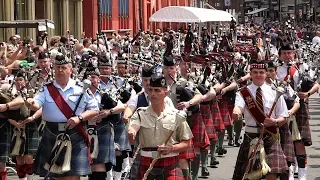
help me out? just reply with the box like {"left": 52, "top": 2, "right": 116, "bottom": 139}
{"left": 217, "top": 148, "right": 223, "bottom": 155}
{"left": 210, "top": 157, "right": 219, "bottom": 166}
{"left": 222, "top": 148, "right": 227, "bottom": 154}
{"left": 228, "top": 139, "right": 234, "bottom": 146}
{"left": 201, "top": 167, "right": 210, "bottom": 177}
{"left": 234, "top": 139, "right": 241, "bottom": 147}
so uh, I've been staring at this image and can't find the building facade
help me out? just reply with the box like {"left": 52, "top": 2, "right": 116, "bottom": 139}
{"left": 83, "top": 0, "right": 191, "bottom": 38}
{"left": 0, "top": 0, "right": 83, "bottom": 42}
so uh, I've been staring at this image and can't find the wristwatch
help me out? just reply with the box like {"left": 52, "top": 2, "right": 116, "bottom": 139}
{"left": 188, "top": 101, "right": 193, "bottom": 106}
{"left": 78, "top": 115, "right": 84, "bottom": 122}
{"left": 307, "top": 92, "right": 311, "bottom": 97}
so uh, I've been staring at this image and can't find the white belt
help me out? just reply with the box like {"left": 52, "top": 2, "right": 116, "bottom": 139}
{"left": 140, "top": 150, "right": 179, "bottom": 159}
{"left": 245, "top": 126, "right": 261, "bottom": 134}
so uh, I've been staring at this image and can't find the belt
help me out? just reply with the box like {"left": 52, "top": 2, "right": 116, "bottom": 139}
{"left": 245, "top": 126, "right": 261, "bottom": 134}
{"left": 142, "top": 147, "right": 158, "bottom": 151}
{"left": 140, "top": 150, "right": 179, "bottom": 159}
{"left": 45, "top": 121, "right": 68, "bottom": 132}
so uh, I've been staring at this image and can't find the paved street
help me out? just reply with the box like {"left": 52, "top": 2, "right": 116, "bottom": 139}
{"left": 8, "top": 94, "right": 320, "bottom": 180}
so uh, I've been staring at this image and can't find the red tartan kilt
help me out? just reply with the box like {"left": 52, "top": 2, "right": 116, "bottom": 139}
{"left": 138, "top": 156, "right": 184, "bottom": 180}
{"left": 279, "top": 123, "right": 295, "bottom": 163}
{"left": 295, "top": 101, "right": 312, "bottom": 146}
{"left": 200, "top": 104, "right": 217, "bottom": 140}
{"left": 233, "top": 133, "right": 288, "bottom": 180}
{"left": 210, "top": 100, "right": 225, "bottom": 131}
{"left": 218, "top": 96, "right": 233, "bottom": 127}
{"left": 190, "top": 112, "right": 210, "bottom": 149}
{"left": 179, "top": 140, "right": 195, "bottom": 160}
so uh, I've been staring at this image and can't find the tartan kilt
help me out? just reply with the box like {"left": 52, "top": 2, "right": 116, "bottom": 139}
{"left": 233, "top": 132, "right": 288, "bottom": 180}
{"left": 210, "top": 100, "right": 225, "bottom": 131}
{"left": 23, "top": 121, "right": 39, "bottom": 155}
{"left": 188, "top": 112, "right": 210, "bottom": 149}
{"left": 178, "top": 139, "right": 195, "bottom": 160}
{"left": 137, "top": 156, "right": 184, "bottom": 180}
{"left": 279, "top": 123, "right": 295, "bottom": 164}
{"left": 113, "top": 120, "right": 132, "bottom": 152}
{"left": 295, "top": 100, "right": 312, "bottom": 146}
{"left": 92, "top": 122, "right": 116, "bottom": 165}
{"left": 218, "top": 96, "right": 233, "bottom": 127}
{"left": 0, "top": 121, "right": 11, "bottom": 163}
{"left": 33, "top": 125, "right": 91, "bottom": 177}
{"left": 200, "top": 104, "right": 217, "bottom": 140}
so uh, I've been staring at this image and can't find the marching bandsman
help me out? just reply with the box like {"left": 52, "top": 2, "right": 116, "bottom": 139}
{"left": 123, "top": 65, "right": 174, "bottom": 180}
{"left": 127, "top": 73, "right": 193, "bottom": 180}
{"left": 26, "top": 54, "right": 99, "bottom": 180}
{"left": 232, "top": 60, "right": 289, "bottom": 180}
{"left": 85, "top": 63, "right": 122, "bottom": 180}
{"left": 162, "top": 56, "right": 209, "bottom": 180}
{"left": 276, "top": 43, "right": 319, "bottom": 180}
{"left": 29, "top": 51, "right": 53, "bottom": 89}
{"left": 265, "top": 61, "right": 296, "bottom": 180}
{"left": 0, "top": 75, "right": 26, "bottom": 180}
{"left": 3, "top": 71, "right": 39, "bottom": 180}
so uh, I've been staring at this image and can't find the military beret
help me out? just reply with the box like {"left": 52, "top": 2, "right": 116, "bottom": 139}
{"left": 85, "top": 62, "right": 100, "bottom": 77}
{"left": 98, "top": 55, "right": 111, "bottom": 67}
{"left": 142, "top": 65, "right": 155, "bottom": 77}
{"left": 163, "top": 56, "right": 177, "bottom": 66}
{"left": 267, "top": 61, "right": 278, "bottom": 69}
{"left": 250, "top": 60, "right": 268, "bottom": 70}
{"left": 54, "top": 53, "right": 72, "bottom": 65}
{"left": 150, "top": 73, "right": 167, "bottom": 88}
{"left": 38, "top": 51, "right": 49, "bottom": 60}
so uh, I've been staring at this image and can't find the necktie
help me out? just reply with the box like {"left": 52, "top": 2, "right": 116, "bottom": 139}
{"left": 256, "top": 87, "right": 264, "bottom": 112}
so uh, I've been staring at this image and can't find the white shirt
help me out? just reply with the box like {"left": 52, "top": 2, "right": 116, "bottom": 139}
{"left": 312, "top": 36, "right": 320, "bottom": 45}
{"left": 235, "top": 83, "right": 288, "bottom": 127}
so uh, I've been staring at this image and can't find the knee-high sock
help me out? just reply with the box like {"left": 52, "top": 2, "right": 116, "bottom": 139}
{"left": 89, "top": 172, "right": 107, "bottom": 180}
{"left": 191, "top": 154, "right": 200, "bottom": 180}
{"left": 210, "top": 140, "right": 217, "bottom": 158}
{"left": 182, "top": 168, "right": 191, "bottom": 180}
{"left": 114, "top": 155, "right": 124, "bottom": 172}
{"left": 217, "top": 130, "right": 225, "bottom": 148}
{"left": 227, "top": 125, "right": 234, "bottom": 140}
{"left": 200, "top": 149, "right": 208, "bottom": 168}
{"left": 0, "top": 171, "right": 7, "bottom": 180}
{"left": 25, "top": 163, "right": 33, "bottom": 175}
{"left": 16, "top": 164, "right": 26, "bottom": 178}
{"left": 234, "top": 120, "right": 242, "bottom": 140}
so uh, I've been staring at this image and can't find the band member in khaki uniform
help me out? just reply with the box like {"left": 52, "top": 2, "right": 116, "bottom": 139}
{"left": 233, "top": 60, "right": 289, "bottom": 180}
{"left": 128, "top": 73, "right": 193, "bottom": 180}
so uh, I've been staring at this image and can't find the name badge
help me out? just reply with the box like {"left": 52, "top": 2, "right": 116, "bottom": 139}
{"left": 58, "top": 123, "right": 67, "bottom": 132}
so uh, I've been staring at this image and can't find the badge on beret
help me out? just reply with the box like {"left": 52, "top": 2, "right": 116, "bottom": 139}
{"left": 161, "top": 79, "right": 166, "bottom": 87}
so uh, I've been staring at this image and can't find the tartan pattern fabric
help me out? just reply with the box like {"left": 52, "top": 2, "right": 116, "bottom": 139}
{"left": 138, "top": 156, "right": 184, "bottom": 180}
{"left": 24, "top": 121, "right": 40, "bottom": 155}
{"left": 113, "top": 120, "right": 132, "bottom": 151}
{"left": 179, "top": 139, "right": 195, "bottom": 160}
{"left": 33, "top": 125, "right": 91, "bottom": 177}
{"left": 92, "top": 122, "right": 116, "bottom": 165}
{"left": 200, "top": 104, "right": 217, "bottom": 140}
{"left": 295, "top": 100, "right": 312, "bottom": 146}
{"left": 189, "top": 112, "right": 210, "bottom": 149}
{"left": 0, "top": 121, "right": 11, "bottom": 163}
{"left": 210, "top": 100, "right": 225, "bottom": 131}
{"left": 279, "top": 123, "right": 295, "bottom": 164}
{"left": 218, "top": 96, "right": 233, "bottom": 127}
{"left": 233, "top": 132, "right": 288, "bottom": 180}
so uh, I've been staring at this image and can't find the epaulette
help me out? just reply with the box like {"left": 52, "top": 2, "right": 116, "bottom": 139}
{"left": 136, "top": 107, "right": 148, "bottom": 113}
{"left": 86, "top": 89, "right": 93, "bottom": 97}
{"left": 76, "top": 81, "right": 84, "bottom": 87}
{"left": 176, "top": 110, "right": 187, "bottom": 122}
{"left": 43, "top": 82, "right": 53, "bottom": 86}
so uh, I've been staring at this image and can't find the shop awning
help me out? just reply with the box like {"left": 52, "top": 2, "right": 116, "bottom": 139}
{"left": 246, "top": 8, "right": 268, "bottom": 15}
{"left": 149, "top": 6, "right": 235, "bottom": 23}
{"left": 0, "top": 19, "right": 55, "bottom": 31}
